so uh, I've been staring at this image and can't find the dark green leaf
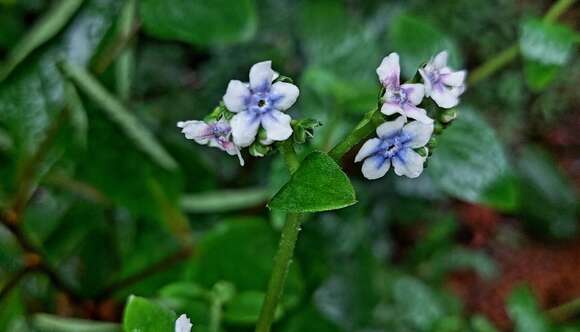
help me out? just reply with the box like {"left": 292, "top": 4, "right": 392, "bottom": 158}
{"left": 389, "top": 14, "right": 461, "bottom": 78}
{"left": 0, "top": 0, "right": 85, "bottom": 81}
{"left": 123, "top": 295, "right": 176, "bottom": 332}
{"left": 523, "top": 60, "right": 561, "bottom": 91}
{"left": 519, "top": 18, "right": 576, "bottom": 66}
{"left": 140, "top": 0, "right": 257, "bottom": 46}
{"left": 269, "top": 151, "right": 356, "bottom": 213}
{"left": 428, "top": 108, "right": 508, "bottom": 203}
{"left": 223, "top": 291, "right": 282, "bottom": 324}
{"left": 517, "top": 146, "right": 578, "bottom": 238}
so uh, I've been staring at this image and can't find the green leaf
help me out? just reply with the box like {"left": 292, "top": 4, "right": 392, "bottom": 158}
{"left": 428, "top": 108, "right": 508, "bottom": 203}
{"left": 180, "top": 188, "right": 271, "bottom": 213}
{"left": 140, "top": 0, "right": 257, "bottom": 46}
{"left": 517, "top": 146, "right": 578, "bottom": 238}
{"left": 268, "top": 151, "right": 356, "bottom": 213}
{"left": 31, "top": 314, "right": 120, "bottom": 332}
{"left": 223, "top": 291, "right": 282, "bottom": 324}
{"left": 507, "top": 286, "right": 550, "bottom": 332}
{"left": 60, "top": 61, "right": 178, "bottom": 171}
{"left": 0, "top": 0, "right": 85, "bottom": 81}
{"left": 470, "top": 315, "right": 500, "bottom": 332}
{"left": 392, "top": 276, "right": 445, "bottom": 331}
{"left": 519, "top": 18, "right": 576, "bottom": 66}
{"left": 523, "top": 60, "right": 561, "bottom": 91}
{"left": 389, "top": 14, "right": 461, "bottom": 78}
{"left": 188, "top": 218, "right": 304, "bottom": 310}
{"left": 123, "top": 295, "right": 177, "bottom": 332}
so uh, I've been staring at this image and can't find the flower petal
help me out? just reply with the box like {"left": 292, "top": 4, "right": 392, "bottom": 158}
{"left": 355, "top": 138, "right": 382, "bottom": 162}
{"left": 223, "top": 80, "right": 250, "bottom": 113}
{"left": 392, "top": 149, "right": 425, "bottom": 178}
{"left": 270, "top": 81, "right": 299, "bottom": 110}
{"left": 261, "top": 110, "right": 293, "bottom": 142}
{"left": 432, "top": 51, "right": 448, "bottom": 69}
{"left": 430, "top": 86, "right": 459, "bottom": 108}
{"left": 376, "top": 52, "right": 400, "bottom": 88}
{"left": 175, "top": 314, "right": 192, "bottom": 332}
{"left": 177, "top": 120, "right": 211, "bottom": 144}
{"left": 376, "top": 116, "right": 405, "bottom": 139}
{"left": 231, "top": 111, "right": 261, "bottom": 147}
{"left": 380, "top": 101, "right": 403, "bottom": 116}
{"left": 441, "top": 70, "right": 466, "bottom": 87}
{"left": 418, "top": 69, "right": 433, "bottom": 96}
{"left": 403, "top": 105, "right": 433, "bottom": 124}
{"left": 401, "top": 83, "right": 424, "bottom": 105}
{"left": 361, "top": 155, "right": 391, "bottom": 180}
{"left": 402, "top": 121, "right": 434, "bottom": 148}
{"left": 249, "top": 60, "right": 275, "bottom": 92}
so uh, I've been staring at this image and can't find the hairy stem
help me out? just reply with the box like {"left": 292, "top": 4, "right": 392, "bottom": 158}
{"left": 548, "top": 297, "right": 580, "bottom": 323}
{"left": 328, "top": 107, "right": 382, "bottom": 162}
{"left": 255, "top": 145, "right": 302, "bottom": 332}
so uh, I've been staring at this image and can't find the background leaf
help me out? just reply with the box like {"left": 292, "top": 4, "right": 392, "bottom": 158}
{"left": 123, "top": 295, "right": 177, "bottom": 332}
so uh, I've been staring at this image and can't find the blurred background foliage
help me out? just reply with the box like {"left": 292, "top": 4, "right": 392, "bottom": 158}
{"left": 0, "top": 0, "right": 579, "bottom": 331}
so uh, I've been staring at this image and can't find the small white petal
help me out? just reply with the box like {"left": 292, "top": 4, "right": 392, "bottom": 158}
{"left": 355, "top": 138, "right": 382, "bottom": 162}
{"left": 376, "top": 116, "right": 405, "bottom": 139}
{"left": 249, "top": 61, "right": 275, "bottom": 92}
{"left": 403, "top": 105, "right": 433, "bottom": 124}
{"left": 270, "top": 81, "right": 299, "bottom": 110}
{"left": 175, "top": 314, "right": 192, "bottom": 332}
{"left": 178, "top": 120, "right": 211, "bottom": 144}
{"left": 231, "top": 111, "right": 261, "bottom": 147}
{"left": 380, "top": 101, "right": 403, "bottom": 116}
{"left": 392, "top": 149, "right": 425, "bottom": 178}
{"left": 441, "top": 70, "right": 466, "bottom": 87}
{"left": 419, "top": 69, "right": 433, "bottom": 96}
{"left": 430, "top": 87, "right": 459, "bottom": 108}
{"left": 261, "top": 110, "right": 293, "bottom": 142}
{"left": 223, "top": 80, "right": 251, "bottom": 113}
{"left": 432, "top": 51, "right": 448, "bottom": 69}
{"left": 361, "top": 155, "right": 391, "bottom": 180}
{"left": 402, "top": 121, "right": 434, "bottom": 148}
{"left": 376, "top": 53, "right": 400, "bottom": 87}
{"left": 401, "top": 83, "right": 424, "bottom": 105}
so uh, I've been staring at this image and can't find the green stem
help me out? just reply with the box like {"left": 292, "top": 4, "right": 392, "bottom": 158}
{"left": 467, "top": 45, "right": 519, "bottom": 85}
{"left": 328, "top": 107, "right": 382, "bottom": 162}
{"left": 209, "top": 298, "right": 223, "bottom": 332}
{"left": 255, "top": 145, "right": 302, "bottom": 332}
{"left": 544, "top": 0, "right": 577, "bottom": 23}
{"left": 468, "top": 0, "right": 576, "bottom": 85}
{"left": 115, "top": 0, "right": 137, "bottom": 101}
{"left": 255, "top": 213, "right": 301, "bottom": 332}
{"left": 547, "top": 297, "right": 580, "bottom": 323}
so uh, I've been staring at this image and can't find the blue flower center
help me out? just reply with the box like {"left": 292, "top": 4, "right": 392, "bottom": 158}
{"left": 380, "top": 134, "right": 410, "bottom": 158}
{"left": 249, "top": 92, "right": 273, "bottom": 114}
{"left": 385, "top": 88, "right": 408, "bottom": 105}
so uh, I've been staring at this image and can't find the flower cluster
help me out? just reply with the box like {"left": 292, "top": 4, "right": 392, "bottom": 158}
{"left": 178, "top": 61, "right": 303, "bottom": 165}
{"left": 355, "top": 51, "right": 466, "bottom": 179}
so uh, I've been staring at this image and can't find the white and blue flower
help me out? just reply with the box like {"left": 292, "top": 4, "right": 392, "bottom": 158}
{"left": 377, "top": 53, "right": 433, "bottom": 124}
{"left": 355, "top": 116, "right": 433, "bottom": 179}
{"left": 223, "top": 61, "right": 299, "bottom": 147}
{"left": 175, "top": 314, "right": 192, "bottom": 332}
{"left": 177, "top": 118, "right": 245, "bottom": 166}
{"left": 419, "top": 51, "right": 467, "bottom": 109}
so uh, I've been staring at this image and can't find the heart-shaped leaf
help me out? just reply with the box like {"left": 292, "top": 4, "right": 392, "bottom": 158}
{"left": 269, "top": 151, "right": 356, "bottom": 213}
{"left": 123, "top": 296, "right": 176, "bottom": 332}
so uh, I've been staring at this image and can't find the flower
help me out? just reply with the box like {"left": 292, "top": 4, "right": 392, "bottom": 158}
{"left": 177, "top": 118, "right": 244, "bottom": 166}
{"left": 355, "top": 116, "right": 433, "bottom": 179}
{"left": 419, "top": 51, "right": 467, "bottom": 108}
{"left": 175, "top": 314, "right": 192, "bottom": 332}
{"left": 377, "top": 53, "right": 433, "bottom": 124}
{"left": 223, "top": 61, "right": 299, "bottom": 147}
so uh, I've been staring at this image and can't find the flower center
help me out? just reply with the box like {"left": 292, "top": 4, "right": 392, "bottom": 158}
{"left": 382, "top": 136, "right": 405, "bottom": 158}
{"left": 385, "top": 88, "right": 408, "bottom": 105}
{"left": 258, "top": 99, "right": 266, "bottom": 107}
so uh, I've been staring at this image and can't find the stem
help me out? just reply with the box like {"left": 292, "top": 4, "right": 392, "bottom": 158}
{"left": 328, "top": 107, "right": 382, "bottom": 162}
{"left": 547, "top": 297, "right": 580, "bottom": 323}
{"left": 209, "top": 297, "right": 223, "bottom": 332}
{"left": 468, "top": 0, "right": 576, "bottom": 85}
{"left": 544, "top": 0, "right": 577, "bottom": 23}
{"left": 467, "top": 45, "right": 519, "bottom": 85}
{"left": 255, "top": 213, "right": 301, "bottom": 332}
{"left": 255, "top": 145, "right": 302, "bottom": 332}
